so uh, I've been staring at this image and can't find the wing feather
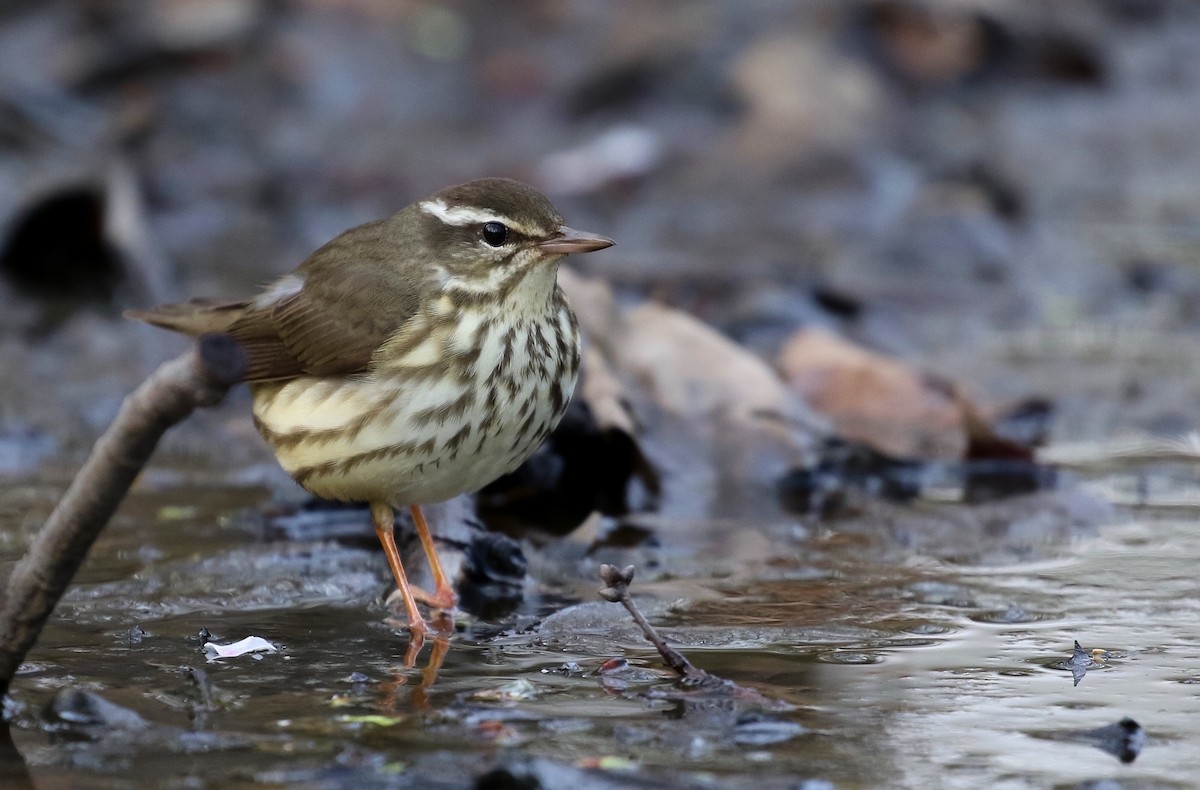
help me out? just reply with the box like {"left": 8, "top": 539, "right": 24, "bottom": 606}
{"left": 127, "top": 218, "right": 428, "bottom": 382}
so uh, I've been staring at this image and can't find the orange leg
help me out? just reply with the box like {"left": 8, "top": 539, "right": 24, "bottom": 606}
{"left": 371, "top": 502, "right": 428, "bottom": 649}
{"left": 409, "top": 504, "right": 459, "bottom": 612}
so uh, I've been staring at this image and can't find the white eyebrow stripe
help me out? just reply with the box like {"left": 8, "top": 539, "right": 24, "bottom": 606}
{"left": 419, "top": 199, "right": 502, "bottom": 227}
{"left": 419, "top": 199, "right": 541, "bottom": 236}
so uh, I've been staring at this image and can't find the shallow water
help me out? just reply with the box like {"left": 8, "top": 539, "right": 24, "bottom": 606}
{"left": 1, "top": 476, "right": 1197, "bottom": 788}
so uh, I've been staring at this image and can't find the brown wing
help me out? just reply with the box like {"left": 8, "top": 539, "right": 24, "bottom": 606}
{"left": 127, "top": 218, "right": 427, "bottom": 382}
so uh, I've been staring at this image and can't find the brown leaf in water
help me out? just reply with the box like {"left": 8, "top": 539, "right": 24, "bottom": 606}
{"left": 778, "top": 326, "right": 963, "bottom": 459}
{"left": 562, "top": 269, "right": 808, "bottom": 431}
{"left": 562, "top": 270, "right": 822, "bottom": 491}
{"left": 619, "top": 303, "right": 821, "bottom": 434}
{"left": 778, "top": 328, "right": 1056, "bottom": 501}
{"left": 618, "top": 302, "right": 823, "bottom": 484}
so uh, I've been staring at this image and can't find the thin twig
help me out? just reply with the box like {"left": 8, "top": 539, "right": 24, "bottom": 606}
{"left": 597, "top": 565, "right": 794, "bottom": 708}
{"left": 0, "top": 335, "right": 245, "bottom": 697}
{"left": 598, "top": 563, "right": 710, "bottom": 684}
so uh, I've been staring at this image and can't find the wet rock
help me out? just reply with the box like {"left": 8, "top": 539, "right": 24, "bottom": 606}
{"left": 45, "top": 689, "right": 150, "bottom": 737}
{"left": 1078, "top": 717, "right": 1145, "bottom": 763}
{"left": 1030, "top": 716, "right": 1146, "bottom": 764}
{"left": 778, "top": 437, "right": 923, "bottom": 516}
{"left": 732, "top": 711, "right": 808, "bottom": 746}
{"left": 475, "top": 756, "right": 667, "bottom": 790}
{"left": 469, "top": 678, "right": 539, "bottom": 703}
{"left": 457, "top": 530, "right": 527, "bottom": 621}
{"left": 536, "top": 600, "right": 644, "bottom": 636}
{"left": 478, "top": 398, "right": 658, "bottom": 539}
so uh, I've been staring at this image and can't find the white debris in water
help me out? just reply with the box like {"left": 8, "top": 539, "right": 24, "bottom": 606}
{"left": 202, "top": 636, "right": 278, "bottom": 660}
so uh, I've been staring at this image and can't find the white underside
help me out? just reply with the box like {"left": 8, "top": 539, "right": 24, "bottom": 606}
{"left": 252, "top": 271, "right": 576, "bottom": 506}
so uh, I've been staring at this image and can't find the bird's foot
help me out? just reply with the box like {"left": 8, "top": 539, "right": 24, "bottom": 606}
{"left": 403, "top": 621, "right": 427, "bottom": 668}
{"left": 385, "top": 586, "right": 457, "bottom": 634}
{"left": 380, "top": 612, "right": 444, "bottom": 669}
{"left": 411, "top": 582, "right": 458, "bottom": 614}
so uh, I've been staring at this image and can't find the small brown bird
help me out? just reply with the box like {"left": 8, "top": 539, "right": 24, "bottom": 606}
{"left": 127, "top": 178, "right": 613, "bottom": 639}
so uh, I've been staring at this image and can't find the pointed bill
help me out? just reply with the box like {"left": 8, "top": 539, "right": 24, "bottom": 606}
{"left": 538, "top": 226, "right": 615, "bottom": 255}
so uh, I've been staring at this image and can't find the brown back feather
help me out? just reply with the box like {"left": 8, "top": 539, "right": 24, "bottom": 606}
{"left": 126, "top": 218, "right": 428, "bottom": 382}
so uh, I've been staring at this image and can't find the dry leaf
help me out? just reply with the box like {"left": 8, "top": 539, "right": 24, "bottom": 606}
{"left": 778, "top": 326, "right": 962, "bottom": 459}
{"left": 619, "top": 303, "right": 814, "bottom": 430}
{"left": 560, "top": 271, "right": 822, "bottom": 503}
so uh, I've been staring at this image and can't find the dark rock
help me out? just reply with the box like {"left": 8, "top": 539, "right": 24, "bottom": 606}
{"left": 45, "top": 689, "right": 150, "bottom": 737}
{"left": 478, "top": 399, "right": 659, "bottom": 539}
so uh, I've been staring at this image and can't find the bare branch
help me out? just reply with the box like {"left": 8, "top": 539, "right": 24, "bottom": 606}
{"left": 598, "top": 563, "right": 709, "bottom": 683}
{"left": 0, "top": 335, "right": 244, "bottom": 696}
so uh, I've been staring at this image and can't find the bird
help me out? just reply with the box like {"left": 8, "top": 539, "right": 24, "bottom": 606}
{"left": 126, "top": 178, "right": 614, "bottom": 642}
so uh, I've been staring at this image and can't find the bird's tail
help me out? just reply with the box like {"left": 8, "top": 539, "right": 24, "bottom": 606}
{"left": 124, "top": 298, "right": 250, "bottom": 337}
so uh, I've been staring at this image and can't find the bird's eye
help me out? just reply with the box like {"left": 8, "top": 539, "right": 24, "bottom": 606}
{"left": 481, "top": 222, "right": 509, "bottom": 247}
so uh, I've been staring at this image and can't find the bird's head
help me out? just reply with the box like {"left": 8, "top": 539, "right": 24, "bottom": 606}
{"left": 411, "top": 178, "right": 613, "bottom": 298}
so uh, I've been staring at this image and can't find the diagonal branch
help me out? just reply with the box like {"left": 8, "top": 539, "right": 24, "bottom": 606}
{"left": 598, "top": 563, "right": 710, "bottom": 683}
{"left": 0, "top": 334, "right": 245, "bottom": 696}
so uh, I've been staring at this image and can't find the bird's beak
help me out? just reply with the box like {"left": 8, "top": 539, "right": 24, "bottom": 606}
{"left": 538, "top": 226, "right": 615, "bottom": 255}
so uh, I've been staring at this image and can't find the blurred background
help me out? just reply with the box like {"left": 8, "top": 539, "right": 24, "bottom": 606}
{"left": 3, "top": 0, "right": 1199, "bottom": 467}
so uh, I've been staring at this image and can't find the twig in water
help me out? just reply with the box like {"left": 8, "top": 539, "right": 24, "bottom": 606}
{"left": 597, "top": 564, "right": 795, "bottom": 709}
{"left": 598, "top": 563, "right": 714, "bottom": 686}
{"left": 0, "top": 335, "right": 245, "bottom": 697}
